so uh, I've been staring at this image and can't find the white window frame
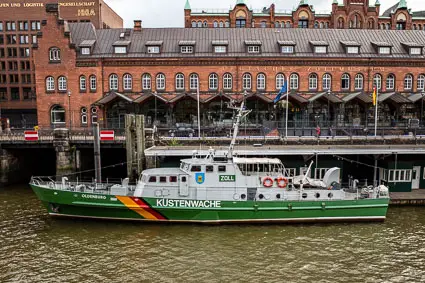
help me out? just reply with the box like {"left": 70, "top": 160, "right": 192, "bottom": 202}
{"left": 223, "top": 73, "right": 232, "bottom": 90}
{"left": 175, "top": 73, "right": 185, "bottom": 90}
{"left": 417, "top": 75, "right": 425, "bottom": 91}
{"left": 147, "top": 46, "right": 160, "bottom": 54}
{"left": 410, "top": 47, "right": 422, "bottom": 55}
{"left": 190, "top": 74, "right": 199, "bottom": 90}
{"left": 81, "top": 47, "right": 90, "bottom": 55}
{"left": 314, "top": 46, "right": 327, "bottom": 54}
{"left": 109, "top": 74, "right": 118, "bottom": 90}
{"left": 51, "top": 106, "right": 65, "bottom": 124}
{"left": 242, "top": 73, "right": 251, "bottom": 90}
{"left": 354, "top": 74, "right": 363, "bottom": 90}
{"left": 114, "top": 46, "right": 127, "bottom": 54}
{"left": 322, "top": 74, "right": 331, "bottom": 90}
{"left": 79, "top": 76, "right": 86, "bottom": 91}
{"left": 49, "top": 47, "right": 61, "bottom": 61}
{"left": 404, "top": 75, "right": 413, "bottom": 90}
{"left": 123, "top": 74, "right": 132, "bottom": 90}
{"left": 214, "top": 46, "right": 227, "bottom": 53}
{"left": 142, "top": 74, "right": 151, "bottom": 90}
{"left": 90, "top": 75, "right": 97, "bottom": 91}
{"left": 290, "top": 74, "right": 299, "bottom": 90}
{"left": 58, "top": 76, "right": 67, "bottom": 91}
{"left": 257, "top": 74, "right": 266, "bottom": 90}
{"left": 46, "top": 77, "right": 55, "bottom": 91}
{"left": 341, "top": 74, "right": 350, "bottom": 90}
{"left": 248, "top": 45, "right": 260, "bottom": 53}
{"left": 379, "top": 47, "right": 391, "bottom": 54}
{"left": 276, "top": 74, "right": 285, "bottom": 89}
{"left": 388, "top": 169, "right": 412, "bottom": 182}
{"left": 209, "top": 73, "right": 218, "bottom": 90}
{"left": 81, "top": 107, "right": 88, "bottom": 125}
{"left": 309, "top": 74, "right": 318, "bottom": 90}
{"left": 347, "top": 46, "right": 359, "bottom": 54}
{"left": 374, "top": 74, "right": 382, "bottom": 90}
{"left": 180, "top": 46, "right": 193, "bottom": 53}
{"left": 156, "top": 73, "right": 165, "bottom": 90}
{"left": 386, "top": 75, "right": 395, "bottom": 90}
{"left": 281, "top": 46, "right": 294, "bottom": 54}
{"left": 314, "top": 168, "right": 330, "bottom": 179}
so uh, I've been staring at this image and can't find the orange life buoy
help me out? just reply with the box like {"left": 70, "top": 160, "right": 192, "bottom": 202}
{"left": 263, "top": 177, "right": 274, "bottom": 187}
{"left": 277, "top": 177, "right": 288, "bottom": 188}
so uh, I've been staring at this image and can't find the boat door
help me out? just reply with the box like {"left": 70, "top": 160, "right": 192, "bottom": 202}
{"left": 412, "top": 166, "right": 421, "bottom": 190}
{"left": 179, "top": 175, "right": 189, "bottom": 196}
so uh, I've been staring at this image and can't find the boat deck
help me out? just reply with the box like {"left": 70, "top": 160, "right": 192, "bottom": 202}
{"left": 390, "top": 190, "right": 425, "bottom": 205}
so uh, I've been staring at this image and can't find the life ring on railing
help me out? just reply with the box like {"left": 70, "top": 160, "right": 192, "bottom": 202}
{"left": 49, "top": 182, "right": 55, "bottom": 189}
{"left": 277, "top": 177, "right": 288, "bottom": 189}
{"left": 263, "top": 177, "right": 274, "bottom": 187}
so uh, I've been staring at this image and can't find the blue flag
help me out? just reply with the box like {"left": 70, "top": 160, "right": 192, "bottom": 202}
{"left": 274, "top": 81, "right": 287, "bottom": 103}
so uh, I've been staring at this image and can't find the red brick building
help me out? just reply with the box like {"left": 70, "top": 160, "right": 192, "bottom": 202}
{"left": 185, "top": 0, "right": 425, "bottom": 31}
{"left": 0, "top": 0, "right": 122, "bottom": 128}
{"left": 34, "top": 4, "right": 425, "bottom": 135}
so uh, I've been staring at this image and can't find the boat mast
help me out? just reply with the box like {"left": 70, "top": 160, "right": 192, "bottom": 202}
{"left": 227, "top": 99, "right": 251, "bottom": 159}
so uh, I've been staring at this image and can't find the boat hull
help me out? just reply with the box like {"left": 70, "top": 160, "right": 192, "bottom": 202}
{"left": 30, "top": 184, "right": 389, "bottom": 223}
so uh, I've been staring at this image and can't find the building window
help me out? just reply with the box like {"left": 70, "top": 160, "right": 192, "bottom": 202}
{"left": 322, "top": 74, "right": 331, "bottom": 90}
{"left": 6, "top": 21, "right": 16, "bottom": 31}
{"left": 275, "top": 21, "right": 280, "bottom": 28}
{"left": 147, "top": 46, "right": 160, "bottom": 54}
{"left": 203, "top": 21, "right": 208, "bottom": 28}
{"left": 213, "top": 21, "right": 218, "bottom": 28}
{"left": 79, "top": 75, "right": 86, "bottom": 91}
{"left": 181, "top": 46, "right": 193, "bottom": 53}
{"left": 191, "top": 21, "right": 196, "bottom": 28}
{"left": 386, "top": 74, "right": 395, "bottom": 90}
{"left": 257, "top": 73, "right": 266, "bottom": 90}
{"left": 49, "top": 47, "right": 61, "bottom": 62}
{"left": 51, "top": 105, "right": 65, "bottom": 124}
{"left": 261, "top": 21, "right": 267, "bottom": 28}
{"left": 31, "top": 21, "right": 41, "bottom": 31}
{"left": 142, "top": 74, "right": 151, "bottom": 90}
{"left": 236, "top": 19, "right": 246, "bottom": 28}
{"left": 156, "top": 73, "right": 165, "bottom": 90}
{"left": 91, "top": 107, "right": 98, "bottom": 123}
{"left": 225, "top": 21, "right": 230, "bottom": 28}
{"left": 309, "top": 74, "right": 318, "bottom": 90}
{"left": 190, "top": 73, "right": 198, "bottom": 90}
{"left": 90, "top": 75, "right": 97, "bottom": 91}
{"left": 81, "top": 47, "right": 90, "bottom": 55}
{"left": 81, "top": 107, "right": 88, "bottom": 125}
{"left": 219, "top": 21, "right": 224, "bottom": 28}
{"left": 114, "top": 46, "right": 127, "bottom": 54}
{"left": 388, "top": 169, "right": 411, "bottom": 182}
{"left": 109, "top": 74, "right": 118, "bottom": 90}
{"left": 396, "top": 22, "right": 406, "bottom": 30}
{"left": 290, "top": 74, "right": 299, "bottom": 90}
{"left": 418, "top": 75, "right": 425, "bottom": 91}
{"left": 46, "top": 76, "right": 55, "bottom": 91}
{"left": 214, "top": 46, "right": 227, "bottom": 53}
{"left": 373, "top": 74, "right": 382, "bottom": 90}
{"left": 248, "top": 45, "right": 260, "bottom": 53}
{"left": 314, "top": 46, "right": 327, "bottom": 54}
{"left": 58, "top": 76, "right": 67, "bottom": 91}
{"left": 175, "top": 73, "right": 184, "bottom": 90}
{"left": 410, "top": 48, "right": 422, "bottom": 55}
{"left": 276, "top": 73, "right": 285, "bottom": 89}
{"left": 223, "top": 73, "right": 232, "bottom": 90}
{"left": 404, "top": 74, "right": 413, "bottom": 90}
{"left": 341, "top": 74, "right": 350, "bottom": 90}
{"left": 337, "top": 18, "right": 344, "bottom": 29}
{"left": 242, "top": 73, "right": 251, "bottom": 90}
{"left": 286, "top": 21, "right": 291, "bottom": 28}
{"left": 347, "top": 46, "right": 359, "bottom": 54}
{"left": 379, "top": 47, "right": 391, "bottom": 54}
{"left": 298, "top": 20, "right": 308, "bottom": 28}
{"left": 314, "top": 21, "right": 319, "bottom": 28}
{"left": 0, "top": 23, "right": 3, "bottom": 31}
{"left": 123, "top": 74, "right": 132, "bottom": 90}
{"left": 197, "top": 21, "right": 202, "bottom": 28}
{"left": 209, "top": 73, "right": 218, "bottom": 90}
{"left": 354, "top": 74, "right": 363, "bottom": 90}
{"left": 281, "top": 46, "right": 294, "bottom": 53}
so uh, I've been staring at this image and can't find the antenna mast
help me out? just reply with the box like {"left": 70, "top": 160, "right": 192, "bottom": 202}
{"left": 227, "top": 99, "right": 251, "bottom": 158}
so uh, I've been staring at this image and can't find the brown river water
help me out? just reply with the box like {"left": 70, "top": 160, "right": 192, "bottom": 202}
{"left": 1, "top": 185, "right": 425, "bottom": 283}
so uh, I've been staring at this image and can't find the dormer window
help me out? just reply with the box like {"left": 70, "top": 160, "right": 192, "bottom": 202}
{"left": 212, "top": 40, "right": 228, "bottom": 53}
{"left": 181, "top": 46, "right": 193, "bottom": 53}
{"left": 310, "top": 41, "right": 328, "bottom": 54}
{"left": 145, "top": 41, "right": 163, "bottom": 54}
{"left": 341, "top": 41, "right": 361, "bottom": 54}
{"left": 79, "top": 40, "right": 95, "bottom": 56}
{"left": 245, "top": 40, "right": 262, "bottom": 54}
{"left": 401, "top": 42, "right": 423, "bottom": 56}
{"left": 248, "top": 45, "right": 260, "bottom": 53}
{"left": 410, "top": 47, "right": 422, "bottom": 55}
{"left": 81, "top": 47, "right": 90, "bottom": 55}
{"left": 379, "top": 47, "right": 391, "bottom": 54}
{"left": 147, "top": 46, "right": 160, "bottom": 53}
{"left": 278, "top": 40, "right": 296, "bottom": 54}
{"left": 347, "top": 46, "right": 359, "bottom": 54}
{"left": 372, "top": 42, "right": 392, "bottom": 55}
{"left": 179, "top": 40, "right": 195, "bottom": 54}
{"left": 314, "top": 46, "right": 327, "bottom": 53}
{"left": 113, "top": 40, "right": 130, "bottom": 54}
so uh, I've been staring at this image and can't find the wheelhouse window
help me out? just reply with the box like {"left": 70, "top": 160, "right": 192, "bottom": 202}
{"left": 51, "top": 105, "right": 65, "bottom": 124}
{"left": 79, "top": 75, "right": 86, "bottom": 91}
{"left": 46, "top": 76, "right": 55, "bottom": 91}
{"left": 242, "top": 73, "right": 252, "bottom": 90}
{"left": 206, "top": 165, "right": 214, "bottom": 172}
{"left": 142, "top": 74, "right": 151, "bottom": 90}
{"left": 58, "top": 76, "right": 67, "bottom": 91}
{"left": 159, "top": 176, "right": 167, "bottom": 183}
{"left": 223, "top": 73, "right": 232, "bottom": 90}
{"left": 191, "top": 165, "right": 202, "bottom": 172}
{"left": 123, "top": 74, "right": 132, "bottom": 90}
{"left": 209, "top": 73, "right": 218, "bottom": 90}
{"left": 169, "top": 176, "right": 177, "bottom": 182}
{"left": 49, "top": 47, "right": 61, "bottom": 62}
{"left": 109, "top": 74, "right": 118, "bottom": 90}
{"left": 175, "top": 73, "right": 184, "bottom": 90}
{"left": 148, "top": 176, "right": 157, "bottom": 182}
{"left": 218, "top": 165, "right": 226, "bottom": 172}
{"left": 214, "top": 46, "right": 227, "bottom": 53}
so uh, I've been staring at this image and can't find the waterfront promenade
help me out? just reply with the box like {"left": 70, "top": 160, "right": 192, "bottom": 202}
{"left": 390, "top": 190, "right": 425, "bottom": 205}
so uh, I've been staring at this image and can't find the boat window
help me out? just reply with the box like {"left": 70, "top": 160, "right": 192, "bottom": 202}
{"left": 159, "top": 176, "right": 167, "bottom": 183}
{"left": 191, "top": 165, "right": 202, "bottom": 172}
{"left": 206, "top": 165, "right": 214, "bottom": 172}
{"left": 148, "top": 176, "right": 157, "bottom": 182}
{"left": 218, "top": 165, "right": 226, "bottom": 172}
{"left": 169, "top": 176, "right": 177, "bottom": 182}
{"left": 182, "top": 176, "right": 187, "bottom": 182}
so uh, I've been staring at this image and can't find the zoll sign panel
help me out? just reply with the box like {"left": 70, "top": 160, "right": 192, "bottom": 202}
{"left": 100, "top": 130, "right": 114, "bottom": 141}
{"left": 24, "top": 131, "right": 39, "bottom": 141}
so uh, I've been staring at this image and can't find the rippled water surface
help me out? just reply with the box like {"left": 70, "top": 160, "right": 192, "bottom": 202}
{"left": 1, "top": 186, "right": 425, "bottom": 283}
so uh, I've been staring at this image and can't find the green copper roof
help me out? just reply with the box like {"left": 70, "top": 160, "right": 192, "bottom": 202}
{"left": 332, "top": 0, "right": 338, "bottom": 4}
{"left": 236, "top": 0, "right": 246, "bottom": 5}
{"left": 397, "top": 0, "right": 407, "bottom": 9}
{"left": 184, "top": 0, "right": 191, "bottom": 10}
{"left": 299, "top": 0, "right": 308, "bottom": 5}
{"left": 375, "top": 0, "right": 380, "bottom": 6}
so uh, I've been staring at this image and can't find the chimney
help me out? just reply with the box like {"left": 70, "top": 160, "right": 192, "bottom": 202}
{"left": 134, "top": 20, "right": 142, "bottom": 32}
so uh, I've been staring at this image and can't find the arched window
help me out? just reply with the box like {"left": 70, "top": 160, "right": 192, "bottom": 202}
{"left": 156, "top": 73, "right": 165, "bottom": 90}
{"left": 242, "top": 73, "right": 251, "bottom": 90}
{"left": 373, "top": 74, "right": 382, "bottom": 90}
{"left": 275, "top": 21, "right": 280, "bottom": 28}
{"left": 219, "top": 21, "right": 224, "bottom": 28}
{"left": 319, "top": 22, "right": 323, "bottom": 29}
{"left": 191, "top": 21, "right": 196, "bottom": 28}
{"left": 123, "top": 74, "right": 132, "bottom": 90}
{"left": 109, "top": 74, "right": 118, "bottom": 90}
{"left": 190, "top": 73, "right": 199, "bottom": 90}
{"left": 58, "top": 76, "right": 67, "bottom": 91}
{"left": 225, "top": 21, "right": 230, "bottom": 28}
{"left": 79, "top": 75, "right": 86, "bottom": 91}
{"left": 175, "top": 73, "right": 184, "bottom": 90}
{"left": 257, "top": 73, "right": 266, "bottom": 90}
{"left": 281, "top": 22, "right": 285, "bottom": 28}
{"left": 368, "top": 18, "right": 374, "bottom": 29}
{"left": 261, "top": 21, "right": 267, "bottom": 28}
{"left": 203, "top": 21, "right": 208, "bottom": 28}
{"left": 89, "top": 75, "right": 97, "bottom": 91}
{"left": 46, "top": 76, "right": 55, "bottom": 91}
{"left": 419, "top": 24, "right": 422, "bottom": 30}
{"left": 142, "top": 74, "right": 151, "bottom": 90}
{"left": 276, "top": 73, "right": 285, "bottom": 89}
{"left": 197, "top": 21, "right": 202, "bottom": 28}
{"left": 322, "top": 74, "right": 331, "bottom": 90}
{"left": 81, "top": 107, "right": 88, "bottom": 125}
{"left": 286, "top": 21, "right": 291, "bottom": 28}
{"left": 325, "top": 22, "right": 329, "bottom": 28}
{"left": 290, "top": 73, "right": 299, "bottom": 90}
{"left": 337, "top": 17, "right": 344, "bottom": 29}
{"left": 341, "top": 74, "right": 350, "bottom": 90}
{"left": 223, "top": 73, "right": 232, "bottom": 90}
{"left": 413, "top": 24, "right": 417, "bottom": 30}
{"left": 49, "top": 47, "right": 61, "bottom": 61}
{"left": 386, "top": 74, "right": 395, "bottom": 90}
{"left": 349, "top": 14, "right": 362, "bottom": 29}
{"left": 404, "top": 74, "right": 413, "bottom": 90}
{"left": 418, "top": 74, "right": 425, "bottom": 91}
{"left": 314, "top": 21, "right": 319, "bottom": 28}
{"left": 251, "top": 20, "right": 255, "bottom": 28}
{"left": 209, "top": 73, "right": 218, "bottom": 90}
{"left": 354, "top": 74, "right": 363, "bottom": 90}
{"left": 309, "top": 73, "right": 318, "bottom": 90}
{"left": 91, "top": 107, "right": 98, "bottom": 123}
{"left": 213, "top": 21, "right": 218, "bottom": 28}
{"left": 51, "top": 105, "right": 65, "bottom": 124}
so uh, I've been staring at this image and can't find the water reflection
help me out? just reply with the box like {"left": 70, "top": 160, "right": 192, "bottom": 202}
{"left": 1, "top": 186, "right": 425, "bottom": 282}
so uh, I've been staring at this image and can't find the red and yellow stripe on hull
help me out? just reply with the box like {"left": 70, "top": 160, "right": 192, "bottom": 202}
{"left": 117, "top": 196, "right": 166, "bottom": 220}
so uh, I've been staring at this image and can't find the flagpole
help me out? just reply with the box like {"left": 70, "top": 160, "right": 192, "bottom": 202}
{"left": 285, "top": 76, "right": 289, "bottom": 138}
{"left": 374, "top": 87, "right": 378, "bottom": 136}
{"left": 197, "top": 84, "right": 201, "bottom": 139}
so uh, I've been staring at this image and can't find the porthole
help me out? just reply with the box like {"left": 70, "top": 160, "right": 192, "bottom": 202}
{"left": 241, "top": 194, "right": 246, "bottom": 200}
{"left": 276, "top": 193, "right": 281, "bottom": 199}
{"left": 328, "top": 193, "right": 333, "bottom": 199}
{"left": 315, "top": 193, "right": 320, "bottom": 198}
{"left": 258, "top": 194, "right": 264, "bottom": 199}
{"left": 302, "top": 193, "right": 307, "bottom": 199}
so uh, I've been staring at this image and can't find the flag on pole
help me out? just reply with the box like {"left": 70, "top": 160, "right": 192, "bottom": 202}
{"left": 274, "top": 81, "right": 288, "bottom": 103}
{"left": 372, "top": 87, "right": 377, "bottom": 106}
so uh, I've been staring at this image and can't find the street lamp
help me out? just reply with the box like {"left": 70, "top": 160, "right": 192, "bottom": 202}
{"left": 327, "top": 89, "right": 331, "bottom": 127}
{"left": 68, "top": 90, "right": 71, "bottom": 130}
{"left": 421, "top": 92, "right": 424, "bottom": 127}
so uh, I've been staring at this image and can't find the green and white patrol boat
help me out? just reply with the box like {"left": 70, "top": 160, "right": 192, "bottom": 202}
{"left": 30, "top": 102, "right": 389, "bottom": 223}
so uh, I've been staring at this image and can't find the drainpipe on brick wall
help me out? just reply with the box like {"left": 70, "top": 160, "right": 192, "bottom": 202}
{"left": 101, "top": 57, "right": 105, "bottom": 128}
